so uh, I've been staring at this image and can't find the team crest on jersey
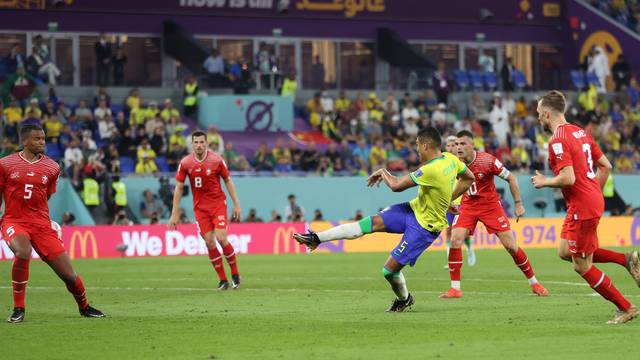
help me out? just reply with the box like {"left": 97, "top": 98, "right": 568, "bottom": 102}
{"left": 10, "top": 172, "right": 19, "bottom": 179}
{"left": 206, "top": 168, "right": 212, "bottom": 176}
{"left": 414, "top": 169, "right": 423, "bottom": 177}
{"left": 477, "top": 173, "right": 484, "bottom": 179}
{"left": 27, "top": 171, "right": 35, "bottom": 177}
{"left": 42, "top": 175, "right": 48, "bottom": 184}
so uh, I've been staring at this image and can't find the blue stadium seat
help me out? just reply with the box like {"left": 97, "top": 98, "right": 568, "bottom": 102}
{"left": 120, "top": 156, "right": 135, "bottom": 173}
{"left": 453, "top": 70, "right": 469, "bottom": 90}
{"left": 111, "top": 104, "right": 124, "bottom": 115}
{"left": 468, "top": 70, "right": 484, "bottom": 90}
{"left": 586, "top": 72, "right": 600, "bottom": 87}
{"left": 512, "top": 70, "right": 526, "bottom": 89}
{"left": 570, "top": 70, "right": 586, "bottom": 90}
{"left": 46, "top": 143, "right": 62, "bottom": 160}
{"left": 484, "top": 71, "right": 497, "bottom": 89}
{"left": 156, "top": 156, "right": 169, "bottom": 172}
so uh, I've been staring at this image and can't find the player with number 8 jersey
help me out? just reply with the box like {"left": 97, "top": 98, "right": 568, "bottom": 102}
{"left": 168, "top": 130, "right": 242, "bottom": 291}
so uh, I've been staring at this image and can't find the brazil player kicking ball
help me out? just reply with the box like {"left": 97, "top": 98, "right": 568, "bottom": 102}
{"left": 0, "top": 124, "right": 105, "bottom": 323}
{"left": 294, "top": 127, "right": 475, "bottom": 312}
{"left": 168, "top": 130, "right": 242, "bottom": 290}
{"left": 443, "top": 136, "right": 475, "bottom": 267}
{"left": 532, "top": 91, "right": 640, "bottom": 324}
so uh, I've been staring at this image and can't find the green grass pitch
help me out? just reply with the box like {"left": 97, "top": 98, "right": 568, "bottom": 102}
{"left": 1, "top": 248, "right": 638, "bottom": 359}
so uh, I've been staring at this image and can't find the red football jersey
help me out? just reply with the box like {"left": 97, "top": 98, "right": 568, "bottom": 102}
{"left": 460, "top": 151, "right": 508, "bottom": 210}
{"left": 0, "top": 152, "right": 60, "bottom": 226}
{"left": 548, "top": 123, "right": 604, "bottom": 220}
{"left": 176, "top": 150, "right": 230, "bottom": 215}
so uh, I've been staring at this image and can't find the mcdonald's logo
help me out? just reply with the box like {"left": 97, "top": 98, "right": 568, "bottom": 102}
{"left": 69, "top": 230, "right": 98, "bottom": 259}
{"left": 273, "top": 226, "right": 301, "bottom": 254}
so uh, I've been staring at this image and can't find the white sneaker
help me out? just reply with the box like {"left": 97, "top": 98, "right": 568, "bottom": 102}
{"left": 467, "top": 247, "right": 477, "bottom": 266}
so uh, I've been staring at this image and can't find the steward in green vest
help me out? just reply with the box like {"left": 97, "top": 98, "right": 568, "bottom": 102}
{"left": 183, "top": 75, "right": 199, "bottom": 118}
{"left": 112, "top": 176, "right": 128, "bottom": 208}
{"left": 82, "top": 177, "right": 100, "bottom": 206}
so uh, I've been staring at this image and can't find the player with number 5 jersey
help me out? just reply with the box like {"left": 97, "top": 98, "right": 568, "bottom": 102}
{"left": 440, "top": 130, "right": 548, "bottom": 299}
{"left": 0, "top": 124, "right": 104, "bottom": 323}
{"left": 168, "top": 130, "right": 242, "bottom": 291}
{"left": 532, "top": 90, "right": 640, "bottom": 324}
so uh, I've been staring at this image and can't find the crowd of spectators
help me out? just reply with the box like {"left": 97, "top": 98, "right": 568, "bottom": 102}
{"left": 590, "top": 0, "right": 640, "bottom": 33}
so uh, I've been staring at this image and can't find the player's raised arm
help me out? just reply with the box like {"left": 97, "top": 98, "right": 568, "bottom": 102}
{"left": 223, "top": 177, "right": 241, "bottom": 222}
{"left": 167, "top": 180, "right": 185, "bottom": 229}
{"left": 368, "top": 168, "right": 416, "bottom": 192}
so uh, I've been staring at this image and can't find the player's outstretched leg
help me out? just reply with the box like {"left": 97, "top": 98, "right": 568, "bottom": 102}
{"left": 382, "top": 258, "right": 414, "bottom": 313}
{"left": 559, "top": 240, "right": 640, "bottom": 287}
{"left": 575, "top": 258, "right": 638, "bottom": 324}
{"left": 294, "top": 216, "right": 376, "bottom": 251}
{"left": 6, "top": 234, "right": 32, "bottom": 323}
{"left": 45, "top": 253, "right": 105, "bottom": 318}
{"left": 498, "top": 231, "right": 548, "bottom": 296}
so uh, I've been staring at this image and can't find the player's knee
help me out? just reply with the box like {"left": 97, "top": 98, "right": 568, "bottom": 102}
{"left": 62, "top": 272, "right": 77, "bottom": 285}
{"left": 12, "top": 243, "right": 32, "bottom": 260}
{"left": 572, "top": 261, "right": 589, "bottom": 274}
{"left": 450, "top": 237, "right": 464, "bottom": 248}
{"left": 216, "top": 236, "right": 228, "bottom": 246}
{"left": 557, "top": 249, "right": 571, "bottom": 262}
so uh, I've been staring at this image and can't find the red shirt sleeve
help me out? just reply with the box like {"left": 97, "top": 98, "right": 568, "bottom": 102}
{"left": 219, "top": 159, "right": 230, "bottom": 180}
{"left": 48, "top": 165, "right": 60, "bottom": 196}
{"left": 0, "top": 163, "right": 5, "bottom": 191}
{"left": 490, "top": 155, "right": 505, "bottom": 176}
{"left": 548, "top": 137, "right": 573, "bottom": 172}
{"left": 176, "top": 158, "right": 187, "bottom": 182}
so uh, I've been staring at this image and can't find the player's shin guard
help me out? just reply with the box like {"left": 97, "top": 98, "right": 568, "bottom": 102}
{"left": 448, "top": 248, "right": 463, "bottom": 290}
{"left": 222, "top": 243, "right": 239, "bottom": 276}
{"left": 382, "top": 267, "right": 408, "bottom": 301}
{"left": 207, "top": 247, "right": 228, "bottom": 281}
{"left": 511, "top": 248, "right": 537, "bottom": 284}
{"left": 12, "top": 257, "right": 30, "bottom": 309}
{"left": 316, "top": 217, "right": 372, "bottom": 242}
{"left": 66, "top": 275, "right": 89, "bottom": 309}
{"left": 582, "top": 266, "right": 631, "bottom": 311}
{"left": 593, "top": 248, "right": 626, "bottom": 267}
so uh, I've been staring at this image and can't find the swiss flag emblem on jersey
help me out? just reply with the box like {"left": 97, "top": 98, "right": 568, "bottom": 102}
{"left": 41, "top": 175, "right": 48, "bottom": 184}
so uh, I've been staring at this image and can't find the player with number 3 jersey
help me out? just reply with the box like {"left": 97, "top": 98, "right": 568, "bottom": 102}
{"left": 168, "top": 130, "right": 242, "bottom": 291}
{"left": 533, "top": 90, "right": 640, "bottom": 324}
{"left": 440, "top": 130, "right": 548, "bottom": 299}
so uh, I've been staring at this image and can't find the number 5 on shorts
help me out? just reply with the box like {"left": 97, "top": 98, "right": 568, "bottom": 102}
{"left": 398, "top": 241, "right": 408, "bottom": 253}
{"left": 6, "top": 226, "right": 15, "bottom": 237}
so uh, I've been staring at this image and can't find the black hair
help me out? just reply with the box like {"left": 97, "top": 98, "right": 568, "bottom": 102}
{"left": 191, "top": 130, "right": 207, "bottom": 141}
{"left": 20, "top": 124, "right": 44, "bottom": 141}
{"left": 456, "top": 130, "right": 474, "bottom": 139}
{"left": 416, "top": 127, "right": 442, "bottom": 148}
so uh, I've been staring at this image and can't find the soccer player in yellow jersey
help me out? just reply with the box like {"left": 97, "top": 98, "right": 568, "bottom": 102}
{"left": 444, "top": 136, "right": 476, "bottom": 267}
{"left": 294, "top": 127, "right": 475, "bottom": 312}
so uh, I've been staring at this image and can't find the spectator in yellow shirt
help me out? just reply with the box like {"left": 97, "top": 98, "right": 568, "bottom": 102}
{"left": 24, "top": 98, "right": 42, "bottom": 119}
{"left": 169, "top": 128, "right": 187, "bottom": 152}
{"left": 126, "top": 88, "right": 141, "bottom": 110}
{"left": 369, "top": 138, "right": 387, "bottom": 171}
{"left": 335, "top": 91, "right": 351, "bottom": 113}
{"left": 3, "top": 98, "right": 23, "bottom": 124}
{"left": 43, "top": 115, "right": 63, "bottom": 139}
{"left": 130, "top": 105, "right": 146, "bottom": 127}
{"left": 136, "top": 139, "right": 158, "bottom": 174}
{"left": 144, "top": 101, "right": 160, "bottom": 122}
{"left": 160, "top": 98, "right": 180, "bottom": 121}
{"left": 272, "top": 138, "right": 292, "bottom": 173}
{"left": 578, "top": 84, "right": 598, "bottom": 112}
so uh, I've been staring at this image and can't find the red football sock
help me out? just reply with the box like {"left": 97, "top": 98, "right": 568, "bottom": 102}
{"left": 12, "top": 257, "right": 30, "bottom": 309}
{"left": 511, "top": 248, "right": 536, "bottom": 280}
{"left": 448, "top": 247, "right": 463, "bottom": 284}
{"left": 582, "top": 266, "right": 631, "bottom": 311}
{"left": 66, "top": 275, "right": 89, "bottom": 309}
{"left": 208, "top": 247, "right": 227, "bottom": 281}
{"left": 222, "top": 243, "right": 239, "bottom": 276}
{"left": 593, "top": 248, "right": 626, "bottom": 267}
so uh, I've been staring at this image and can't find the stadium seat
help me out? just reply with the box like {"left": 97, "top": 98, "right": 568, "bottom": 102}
{"left": 483, "top": 71, "right": 497, "bottom": 89}
{"left": 468, "top": 70, "right": 484, "bottom": 90}
{"left": 119, "top": 156, "right": 135, "bottom": 173}
{"left": 512, "top": 70, "right": 527, "bottom": 89}
{"left": 570, "top": 70, "right": 586, "bottom": 90}
{"left": 586, "top": 72, "right": 600, "bottom": 87}
{"left": 46, "top": 143, "right": 62, "bottom": 160}
{"left": 156, "top": 156, "right": 169, "bottom": 172}
{"left": 453, "top": 70, "right": 469, "bottom": 90}
{"left": 111, "top": 104, "right": 124, "bottom": 115}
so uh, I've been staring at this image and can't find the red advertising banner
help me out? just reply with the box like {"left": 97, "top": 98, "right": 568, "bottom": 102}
{"left": 0, "top": 223, "right": 307, "bottom": 260}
